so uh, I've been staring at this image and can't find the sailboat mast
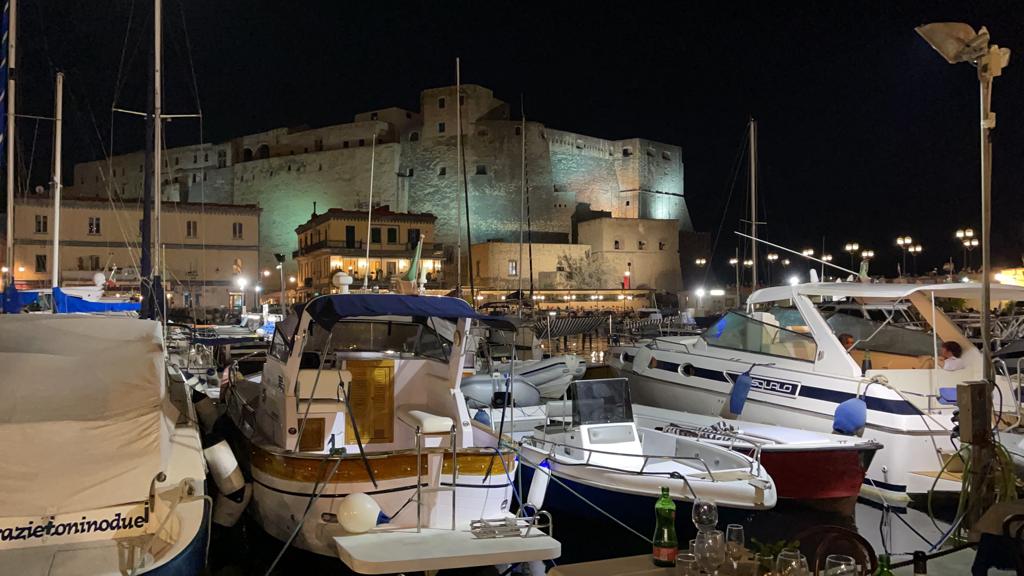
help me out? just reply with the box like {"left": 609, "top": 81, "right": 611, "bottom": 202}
{"left": 363, "top": 132, "right": 376, "bottom": 290}
{"left": 4, "top": 0, "right": 15, "bottom": 290}
{"left": 50, "top": 72, "right": 62, "bottom": 289}
{"left": 454, "top": 57, "right": 462, "bottom": 296}
{"left": 152, "top": 0, "right": 162, "bottom": 304}
{"left": 749, "top": 118, "right": 757, "bottom": 289}
{"left": 518, "top": 98, "right": 525, "bottom": 314}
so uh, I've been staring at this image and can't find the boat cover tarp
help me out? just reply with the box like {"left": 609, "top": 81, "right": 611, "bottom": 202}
{"left": 0, "top": 315, "right": 170, "bottom": 517}
{"left": 299, "top": 294, "right": 514, "bottom": 331}
{"left": 53, "top": 286, "right": 140, "bottom": 313}
{"left": 1, "top": 283, "right": 38, "bottom": 313}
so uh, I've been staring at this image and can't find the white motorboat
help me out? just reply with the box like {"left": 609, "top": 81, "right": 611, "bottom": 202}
{"left": 0, "top": 315, "right": 209, "bottom": 575}
{"left": 518, "top": 378, "right": 777, "bottom": 515}
{"left": 622, "top": 282, "right": 1024, "bottom": 503}
{"left": 222, "top": 293, "right": 559, "bottom": 573}
{"left": 493, "top": 354, "right": 585, "bottom": 398}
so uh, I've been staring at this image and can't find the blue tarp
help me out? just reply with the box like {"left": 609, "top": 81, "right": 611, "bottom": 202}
{"left": 300, "top": 294, "right": 514, "bottom": 332}
{"left": 53, "top": 287, "right": 140, "bottom": 313}
{"left": 2, "top": 283, "right": 38, "bottom": 313}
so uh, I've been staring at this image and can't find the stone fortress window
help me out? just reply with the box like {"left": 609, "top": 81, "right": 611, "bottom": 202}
{"left": 622, "top": 148, "right": 632, "bottom": 157}
{"left": 438, "top": 166, "right": 446, "bottom": 177}
{"left": 438, "top": 122, "right": 446, "bottom": 134}
{"left": 638, "top": 240, "right": 647, "bottom": 250}
{"left": 370, "top": 112, "right": 378, "bottom": 120}
{"left": 613, "top": 240, "right": 621, "bottom": 250}
{"left": 475, "top": 165, "right": 487, "bottom": 175}
{"left": 662, "top": 151, "right": 671, "bottom": 161}
{"left": 515, "top": 126, "right": 522, "bottom": 136}
{"left": 438, "top": 97, "right": 446, "bottom": 109}
{"left": 659, "top": 241, "right": 667, "bottom": 250}
{"left": 410, "top": 132, "right": 420, "bottom": 142}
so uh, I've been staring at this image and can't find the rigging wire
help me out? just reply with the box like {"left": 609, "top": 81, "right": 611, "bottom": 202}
{"left": 703, "top": 123, "right": 750, "bottom": 289}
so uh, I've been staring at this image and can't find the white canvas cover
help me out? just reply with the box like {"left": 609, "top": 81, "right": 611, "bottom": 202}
{"left": 0, "top": 315, "right": 170, "bottom": 517}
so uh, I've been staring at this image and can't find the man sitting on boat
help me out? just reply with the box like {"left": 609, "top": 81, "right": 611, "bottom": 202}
{"left": 939, "top": 341, "right": 965, "bottom": 371}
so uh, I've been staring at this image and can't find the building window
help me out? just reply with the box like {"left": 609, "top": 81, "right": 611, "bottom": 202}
{"left": 407, "top": 168, "right": 414, "bottom": 177}
{"left": 370, "top": 112, "right": 379, "bottom": 120}
{"left": 35, "top": 254, "right": 46, "bottom": 273}
{"left": 438, "top": 166, "right": 447, "bottom": 177}
{"left": 232, "top": 222, "right": 243, "bottom": 239}
{"left": 475, "top": 164, "right": 487, "bottom": 175}
{"left": 662, "top": 151, "right": 671, "bottom": 161}
{"left": 193, "top": 154, "right": 198, "bottom": 164}
{"left": 459, "top": 94, "right": 465, "bottom": 106}
{"left": 88, "top": 255, "right": 100, "bottom": 270}
{"left": 437, "top": 122, "right": 446, "bottom": 134}
{"left": 638, "top": 240, "right": 647, "bottom": 250}
{"left": 139, "top": 164, "right": 143, "bottom": 173}
{"left": 371, "top": 227, "right": 381, "bottom": 244}
{"left": 257, "top": 144, "right": 270, "bottom": 159}
{"left": 343, "top": 141, "right": 350, "bottom": 149}
{"left": 314, "top": 138, "right": 323, "bottom": 151}
{"left": 659, "top": 241, "right": 667, "bottom": 250}
{"left": 508, "top": 259, "right": 518, "bottom": 277}
{"left": 438, "top": 97, "right": 446, "bottom": 109}
{"left": 387, "top": 228, "right": 398, "bottom": 244}
{"left": 410, "top": 132, "right": 420, "bottom": 142}
{"left": 203, "top": 171, "right": 208, "bottom": 181}
{"left": 613, "top": 240, "right": 621, "bottom": 250}
{"left": 408, "top": 228, "right": 421, "bottom": 245}
{"left": 34, "top": 214, "right": 47, "bottom": 233}
{"left": 626, "top": 200, "right": 631, "bottom": 207}
{"left": 88, "top": 217, "right": 101, "bottom": 235}
{"left": 515, "top": 126, "right": 522, "bottom": 136}
{"left": 191, "top": 173, "right": 198, "bottom": 183}
{"left": 174, "top": 157, "right": 180, "bottom": 166}
{"left": 358, "top": 139, "right": 366, "bottom": 147}
{"left": 204, "top": 153, "right": 209, "bottom": 162}
{"left": 622, "top": 147, "right": 633, "bottom": 157}
{"left": 186, "top": 220, "right": 198, "bottom": 238}
{"left": 646, "top": 148, "right": 655, "bottom": 157}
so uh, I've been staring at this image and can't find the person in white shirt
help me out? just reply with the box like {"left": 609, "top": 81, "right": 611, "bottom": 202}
{"left": 940, "top": 341, "right": 965, "bottom": 371}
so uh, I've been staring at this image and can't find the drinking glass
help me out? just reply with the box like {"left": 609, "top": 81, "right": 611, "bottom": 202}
{"left": 695, "top": 529, "right": 727, "bottom": 575}
{"left": 675, "top": 552, "right": 700, "bottom": 576}
{"left": 825, "top": 554, "right": 857, "bottom": 575}
{"left": 753, "top": 553, "right": 774, "bottom": 576}
{"left": 726, "top": 524, "right": 745, "bottom": 564}
{"left": 688, "top": 539, "right": 697, "bottom": 553}
{"left": 776, "top": 548, "right": 806, "bottom": 576}
{"left": 692, "top": 498, "right": 719, "bottom": 532}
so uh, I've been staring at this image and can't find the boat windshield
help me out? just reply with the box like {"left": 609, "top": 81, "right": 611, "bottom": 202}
{"left": 302, "top": 319, "right": 450, "bottom": 362}
{"left": 825, "top": 312, "right": 936, "bottom": 357}
{"left": 705, "top": 310, "right": 818, "bottom": 362}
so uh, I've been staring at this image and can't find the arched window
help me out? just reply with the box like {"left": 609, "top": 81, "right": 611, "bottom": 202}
{"left": 256, "top": 144, "right": 270, "bottom": 159}
{"left": 409, "top": 132, "right": 420, "bottom": 142}
{"left": 242, "top": 148, "right": 254, "bottom": 162}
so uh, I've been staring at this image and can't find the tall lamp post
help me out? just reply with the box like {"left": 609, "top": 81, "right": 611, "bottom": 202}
{"left": 821, "top": 253, "right": 833, "bottom": 280}
{"left": 918, "top": 22, "right": 1010, "bottom": 384}
{"left": 844, "top": 242, "right": 860, "bottom": 269}
{"left": 908, "top": 244, "right": 923, "bottom": 276}
{"left": 766, "top": 252, "right": 779, "bottom": 285}
{"left": 957, "top": 229, "right": 979, "bottom": 271}
{"left": 895, "top": 235, "right": 913, "bottom": 277}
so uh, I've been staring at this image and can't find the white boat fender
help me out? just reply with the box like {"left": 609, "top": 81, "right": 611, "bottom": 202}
{"left": 338, "top": 492, "right": 381, "bottom": 533}
{"left": 525, "top": 459, "right": 551, "bottom": 512}
{"left": 729, "top": 369, "right": 754, "bottom": 415}
{"left": 194, "top": 395, "right": 219, "bottom": 434}
{"left": 833, "top": 397, "right": 867, "bottom": 436}
{"left": 203, "top": 440, "right": 245, "bottom": 495}
{"left": 212, "top": 483, "right": 252, "bottom": 527}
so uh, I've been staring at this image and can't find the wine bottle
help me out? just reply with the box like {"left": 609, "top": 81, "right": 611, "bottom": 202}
{"left": 652, "top": 486, "right": 678, "bottom": 566}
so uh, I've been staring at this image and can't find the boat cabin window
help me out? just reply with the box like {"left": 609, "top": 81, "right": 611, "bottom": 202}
{"left": 571, "top": 378, "right": 634, "bottom": 426}
{"left": 706, "top": 311, "right": 818, "bottom": 362}
{"left": 825, "top": 310, "right": 936, "bottom": 359}
{"left": 303, "top": 319, "right": 450, "bottom": 363}
{"left": 270, "top": 327, "right": 291, "bottom": 362}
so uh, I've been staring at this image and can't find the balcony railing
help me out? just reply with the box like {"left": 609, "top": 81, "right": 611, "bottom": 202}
{"left": 294, "top": 240, "right": 443, "bottom": 258}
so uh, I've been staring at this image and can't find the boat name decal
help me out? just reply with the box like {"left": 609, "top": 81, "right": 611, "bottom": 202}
{"left": 0, "top": 502, "right": 151, "bottom": 550}
{"left": 735, "top": 372, "right": 800, "bottom": 397}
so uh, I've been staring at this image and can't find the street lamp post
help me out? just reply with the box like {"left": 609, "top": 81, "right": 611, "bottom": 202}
{"left": 844, "top": 242, "right": 860, "bottom": 269}
{"left": 908, "top": 244, "right": 923, "bottom": 276}
{"left": 821, "top": 253, "right": 833, "bottom": 280}
{"left": 896, "top": 235, "right": 912, "bottom": 277}
{"left": 918, "top": 22, "right": 1009, "bottom": 385}
{"left": 955, "top": 228, "right": 975, "bottom": 271}
{"left": 860, "top": 250, "right": 874, "bottom": 278}
{"left": 766, "top": 252, "right": 778, "bottom": 285}
{"left": 236, "top": 276, "right": 248, "bottom": 313}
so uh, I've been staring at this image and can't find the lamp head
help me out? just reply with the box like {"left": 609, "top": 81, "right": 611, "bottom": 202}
{"left": 916, "top": 23, "right": 988, "bottom": 64}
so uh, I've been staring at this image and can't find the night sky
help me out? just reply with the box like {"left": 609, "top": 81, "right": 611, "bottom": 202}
{"left": 11, "top": 1, "right": 1024, "bottom": 280}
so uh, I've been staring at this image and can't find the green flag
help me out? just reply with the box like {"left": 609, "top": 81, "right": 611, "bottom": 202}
{"left": 403, "top": 237, "right": 423, "bottom": 282}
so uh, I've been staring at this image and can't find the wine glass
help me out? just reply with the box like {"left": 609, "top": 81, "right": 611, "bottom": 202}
{"left": 695, "top": 529, "right": 727, "bottom": 575}
{"left": 825, "top": 554, "right": 857, "bottom": 575}
{"left": 753, "top": 552, "right": 774, "bottom": 576}
{"left": 675, "top": 552, "right": 700, "bottom": 576}
{"left": 726, "top": 523, "right": 745, "bottom": 565}
{"left": 776, "top": 548, "right": 806, "bottom": 576}
{"left": 691, "top": 498, "right": 719, "bottom": 532}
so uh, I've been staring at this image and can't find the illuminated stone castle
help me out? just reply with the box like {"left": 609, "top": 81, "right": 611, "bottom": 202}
{"left": 69, "top": 84, "right": 692, "bottom": 285}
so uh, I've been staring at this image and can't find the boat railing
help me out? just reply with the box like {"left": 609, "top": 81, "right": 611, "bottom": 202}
{"left": 994, "top": 357, "right": 1023, "bottom": 430}
{"left": 521, "top": 434, "right": 763, "bottom": 484}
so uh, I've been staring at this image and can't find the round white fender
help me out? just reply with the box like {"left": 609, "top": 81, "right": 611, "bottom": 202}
{"left": 526, "top": 459, "right": 551, "bottom": 510}
{"left": 203, "top": 440, "right": 245, "bottom": 495}
{"left": 212, "top": 483, "right": 252, "bottom": 527}
{"left": 338, "top": 492, "right": 381, "bottom": 533}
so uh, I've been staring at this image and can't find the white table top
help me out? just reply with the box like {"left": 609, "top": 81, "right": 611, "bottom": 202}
{"left": 334, "top": 527, "right": 560, "bottom": 575}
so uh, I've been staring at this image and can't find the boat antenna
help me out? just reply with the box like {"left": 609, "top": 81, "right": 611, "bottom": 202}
{"left": 748, "top": 117, "right": 757, "bottom": 288}
{"left": 734, "top": 231, "right": 857, "bottom": 277}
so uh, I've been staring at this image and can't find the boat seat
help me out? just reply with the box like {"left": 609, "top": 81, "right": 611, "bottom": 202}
{"left": 397, "top": 406, "right": 454, "bottom": 434}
